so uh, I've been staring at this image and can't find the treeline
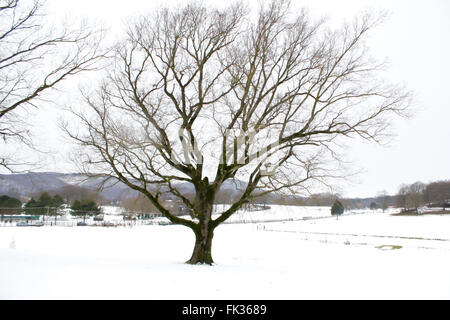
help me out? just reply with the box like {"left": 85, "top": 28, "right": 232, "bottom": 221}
{"left": 24, "top": 192, "right": 64, "bottom": 214}
{"left": 211, "top": 180, "right": 450, "bottom": 211}
{"left": 0, "top": 186, "right": 102, "bottom": 218}
{"left": 213, "top": 189, "right": 394, "bottom": 209}
{"left": 396, "top": 180, "right": 450, "bottom": 211}
{"left": 0, "top": 195, "right": 22, "bottom": 214}
{"left": 2, "top": 179, "right": 449, "bottom": 214}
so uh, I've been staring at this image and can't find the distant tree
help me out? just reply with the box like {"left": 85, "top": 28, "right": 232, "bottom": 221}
{"left": 37, "top": 192, "right": 52, "bottom": 207}
{"left": 0, "top": 195, "right": 22, "bottom": 215}
{"left": 70, "top": 199, "right": 101, "bottom": 222}
{"left": 51, "top": 194, "right": 65, "bottom": 208}
{"left": 70, "top": 200, "right": 101, "bottom": 212}
{"left": 406, "top": 181, "right": 425, "bottom": 211}
{"left": 331, "top": 199, "right": 345, "bottom": 219}
{"left": 395, "top": 182, "right": 425, "bottom": 213}
{"left": 369, "top": 201, "right": 378, "bottom": 210}
{"left": 377, "top": 190, "right": 389, "bottom": 212}
{"left": 121, "top": 193, "right": 157, "bottom": 213}
{"left": 25, "top": 193, "right": 49, "bottom": 215}
{"left": 24, "top": 192, "right": 64, "bottom": 215}
{"left": 70, "top": 200, "right": 81, "bottom": 211}
{"left": 396, "top": 184, "right": 409, "bottom": 211}
{"left": 57, "top": 185, "right": 102, "bottom": 204}
{"left": 312, "top": 193, "right": 340, "bottom": 207}
{"left": 24, "top": 198, "right": 37, "bottom": 208}
{"left": 0, "top": 195, "right": 21, "bottom": 207}
{"left": 423, "top": 180, "right": 450, "bottom": 209}
{"left": 214, "top": 189, "right": 239, "bottom": 205}
{"left": 70, "top": 200, "right": 84, "bottom": 221}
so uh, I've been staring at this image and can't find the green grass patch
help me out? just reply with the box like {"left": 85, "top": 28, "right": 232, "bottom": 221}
{"left": 376, "top": 245, "right": 403, "bottom": 250}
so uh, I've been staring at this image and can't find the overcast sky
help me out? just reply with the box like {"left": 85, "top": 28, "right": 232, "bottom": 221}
{"left": 4, "top": 0, "right": 449, "bottom": 198}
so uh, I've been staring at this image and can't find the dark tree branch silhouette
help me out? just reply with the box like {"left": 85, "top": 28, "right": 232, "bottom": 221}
{"left": 0, "top": 0, "right": 106, "bottom": 171}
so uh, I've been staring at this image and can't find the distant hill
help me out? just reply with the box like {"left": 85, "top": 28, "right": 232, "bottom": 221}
{"left": 0, "top": 172, "right": 256, "bottom": 203}
{"left": 0, "top": 171, "right": 391, "bottom": 208}
{"left": 0, "top": 172, "right": 136, "bottom": 201}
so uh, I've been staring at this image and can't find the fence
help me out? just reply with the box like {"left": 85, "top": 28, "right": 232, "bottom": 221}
{"left": 218, "top": 208, "right": 373, "bottom": 225}
{"left": 0, "top": 205, "right": 375, "bottom": 228}
{"left": 0, "top": 217, "right": 163, "bottom": 228}
{"left": 0, "top": 206, "right": 164, "bottom": 228}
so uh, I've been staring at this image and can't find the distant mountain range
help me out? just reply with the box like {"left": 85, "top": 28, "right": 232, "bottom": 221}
{"left": 0, "top": 172, "right": 135, "bottom": 201}
{"left": 0, "top": 172, "right": 251, "bottom": 202}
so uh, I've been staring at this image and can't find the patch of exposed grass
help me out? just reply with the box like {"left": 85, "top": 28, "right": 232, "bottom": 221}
{"left": 376, "top": 245, "right": 403, "bottom": 250}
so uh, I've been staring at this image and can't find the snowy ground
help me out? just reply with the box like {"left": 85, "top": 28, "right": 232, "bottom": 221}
{"left": 1, "top": 208, "right": 450, "bottom": 299}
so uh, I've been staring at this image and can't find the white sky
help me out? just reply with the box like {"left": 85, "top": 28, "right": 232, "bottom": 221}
{"left": 5, "top": 0, "right": 449, "bottom": 198}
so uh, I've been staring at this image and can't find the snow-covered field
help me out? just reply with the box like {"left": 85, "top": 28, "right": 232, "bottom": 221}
{"left": 1, "top": 208, "right": 450, "bottom": 299}
{"left": 213, "top": 205, "right": 333, "bottom": 223}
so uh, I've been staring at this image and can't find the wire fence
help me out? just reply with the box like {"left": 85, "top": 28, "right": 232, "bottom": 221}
{"left": 219, "top": 209, "right": 373, "bottom": 225}
{"left": 0, "top": 206, "right": 164, "bottom": 227}
{"left": 0, "top": 205, "right": 375, "bottom": 228}
{"left": 0, "top": 219, "right": 162, "bottom": 228}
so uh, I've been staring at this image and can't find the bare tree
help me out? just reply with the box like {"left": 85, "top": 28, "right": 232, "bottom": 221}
{"left": 0, "top": 0, "right": 105, "bottom": 171}
{"left": 423, "top": 180, "right": 450, "bottom": 209}
{"left": 406, "top": 181, "right": 426, "bottom": 211}
{"left": 396, "top": 184, "right": 409, "bottom": 211}
{"left": 65, "top": 1, "right": 410, "bottom": 264}
{"left": 396, "top": 182, "right": 425, "bottom": 212}
{"left": 377, "top": 189, "right": 389, "bottom": 212}
{"left": 122, "top": 193, "right": 158, "bottom": 213}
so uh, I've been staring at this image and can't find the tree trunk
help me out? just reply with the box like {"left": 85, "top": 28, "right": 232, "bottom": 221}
{"left": 187, "top": 224, "right": 215, "bottom": 265}
{"left": 186, "top": 178, "right": 217, "bottom": 265}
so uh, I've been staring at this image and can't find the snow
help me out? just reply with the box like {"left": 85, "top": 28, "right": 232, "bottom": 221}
{"left": 216, "top": 205, "right": 333, "bottom": 223}
{"left": 1, "top": 207, "right": 450, "bottom": 299}
{"left": 152, "top": 205, "right": 338, "bottom": 224}
{"left": 101, "top": 205, "right": 125, "bottom": 215}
